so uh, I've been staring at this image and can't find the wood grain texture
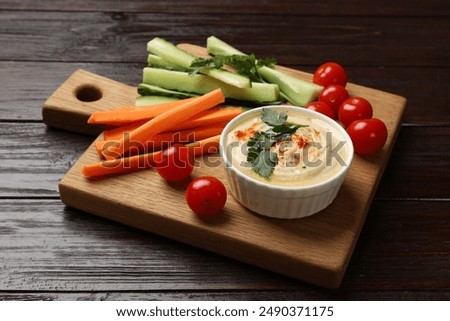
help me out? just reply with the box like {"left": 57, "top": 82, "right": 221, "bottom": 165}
{"left": 1, "top": 11, "right": 449, "bottom": 67}
{"left": 53, "top": 64, "right": 406, "bottom": 288}
{"left": 0, "top": 62, "right": 142, "bottom": 122}
{"left": 1, "top": 0, "right": 449, "bottom": 16}
{"left": 42, "top": 69, "right": 137, "bottom": 135}
{"left": 1, "top": 291, "right": 449, "bottom": 301}
{"left": 1, "top": 291, "right": 450, "bottom": 301}
{"left": 1, "top": 123, "right": 449, "bottom": 200}
{"left": 1, "top": 0, "right": 449, "bottom": 301}
{"left": 1, "top": 200, "right": 448, "bottom": 297}
{"left": 0, "top": 123, "right": 90, "bottom": 197}
{"left": 377, "top": 126, "right": 450, "bottom": 199}
{"left": 345, "top": 200, "right": 450, "bottom": 291}
{"left": 0, "top": 200, "right": 301, "bottom": 292}
{"left": 1, "top": 62, "right": 449, "bottom": 125}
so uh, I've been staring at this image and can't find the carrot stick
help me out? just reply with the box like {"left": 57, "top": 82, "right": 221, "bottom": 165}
{"left": 102, "top": 107, "right": 242, "bottom": 141}
{"left": 87, "top": 97, "right": 196, "bottom": 125}
{"left": 104, "top": 89, "right": 225, "bottom": 159}
{"left": 81, "top": 150, "right": 161, "bottom": 178}
{"left": 173, "top": 107, "right": 243, "bottom": 131}
{"left": 98, "top": 122, "right": 227, "bottom": 159}
{"left": 82, "top": 135, "right": 221, "bottom": 179}
{"left": 102, "top": 120, "right": 147, "bottom": 141}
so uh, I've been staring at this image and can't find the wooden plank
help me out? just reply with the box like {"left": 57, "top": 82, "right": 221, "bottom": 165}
{"left": 344, "top": 200, "right": 450, "bottom": 291}
{"left": 1, "top": 200, "right": 448, "bottom": 293}
{"left": 0, "top": 291, "right": 449, "bottom": 301}
{"left": 0, "top": 123, "right": 91, "bottom": 197}
{"left": 0, "top": 0, "right": 449, "bottom": 16}
{"left": 48, "top": 61, "right": 406, "bottom": 287}
{"left": 1, "top": 12, "right": 449, "bottom": 67}
{"left": 377, "top": 126, "right": 450, "bottom": 199}
{"left": 0, "top": 200, "right": 297, "bottom": 291}
{"left": 0, "top": 62, "right": 141, "bottom": 122}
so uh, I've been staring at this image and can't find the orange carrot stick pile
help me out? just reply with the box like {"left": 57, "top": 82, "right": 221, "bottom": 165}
{"left": 87, "top": 98, "right": 196, "bottom": 125}
{"left": 96, "top": 122, "right": 228, "bottom": 158}
{"left": 101, "top": 107, "right": 241, "bottom": 141}
{"left": 82, "top": 135, "right": 221, "bottom": 178}
{"left": 81, "top": 89, "right": 240, "bottom": 179}
{"left": 103, "top": 88, "right": 226, "bottom": 160}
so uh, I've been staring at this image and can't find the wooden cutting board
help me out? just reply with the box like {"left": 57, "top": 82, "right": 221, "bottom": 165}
{"left": 44, "top": 45, "right": 406, "bottom": 289}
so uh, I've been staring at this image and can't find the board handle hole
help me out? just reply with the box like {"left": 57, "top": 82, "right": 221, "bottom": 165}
{"left": 75, "top": 85, "right": 103, "bottom": 102}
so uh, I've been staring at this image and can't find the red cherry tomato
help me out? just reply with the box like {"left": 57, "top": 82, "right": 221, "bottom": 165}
{"left": 154, "top": 144, "right": 194, "bottom": 182}
{"left": 346, "top": 118, "right": 388, "bottom": 155}
{"left": 304, "top": 101, "right": 335, "bottom": 119}
{"left": 313, "top": 62, "right": 348, "bottom": 87}
{"left": 185, "top": 176, "right": 227, "bottom": 217}
{"left": 318, "top": 84, "right": 349, "bottom": 114}
{"left": 338, "top": 97, "right": 373, "bottom": 128}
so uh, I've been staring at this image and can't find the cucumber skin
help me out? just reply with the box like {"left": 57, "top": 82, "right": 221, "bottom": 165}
{"left": 258, "top": 66, "right": 323, "bottom": 106}
{"left": 207, "top": 36, "right": 246, "bottom": 56}
{"left": 147, "top": 54, "right": 170, "bottom": 68}
{"left": 138, "top": 83, "right": 198, "bottom": 99}
{"left": 206, "top": 36, "right": 323, "bottom": 106}
{"left": 147, "top": 37, "right": 251, "bottom": 88}
{"left": 201, "top": 68, "right": 251, "bottom": 89}
{"left": 135, "top": 95, "right": 179, "bottom": 106}
{"left": 142, "top": 67, "right": 279, "bottom": 103}
{"left": 147, "top": 37, "right": 194, "bottom": 68}
{"left": 147, "top": 54, "right": 184, "bottom": 70}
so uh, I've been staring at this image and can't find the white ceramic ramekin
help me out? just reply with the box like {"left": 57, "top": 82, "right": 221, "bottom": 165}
{"left": 219, "top": 105, "right": 354, "bottom": 219}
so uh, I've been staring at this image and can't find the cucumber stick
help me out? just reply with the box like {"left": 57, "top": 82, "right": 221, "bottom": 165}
{"left": 207, "top": 36, "right": 246, "bottom": 56}
{"left": 147, "top": 54, "right": 177, "bottom": 69}
{"left": 146, "top": 37, "right": 251, "bottom": 88}
{"left": 138, "top": 83, "right": 199, "bottom": 99}
{"left": 135, "top": 95, "right": 179, "bottom": 106}
{"left": 143, "top": 67, "right": 279, "bottom": 103}
{"left": 147, "top": 37, "right": 193, "bottom": 68}
{"left": 206, "top": 36, "right": 323, "bottom": 106}
{"left": 258, "top": 66, "right": 323, "bottom": 106}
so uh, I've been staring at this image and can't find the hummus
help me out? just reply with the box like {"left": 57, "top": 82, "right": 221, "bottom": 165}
{"left": 224, "top": 110, "right": 350, "bottom": 187}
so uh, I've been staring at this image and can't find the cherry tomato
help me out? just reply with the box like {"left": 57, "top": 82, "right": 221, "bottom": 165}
{"left": 304, "top": 101, "right": 335, "bottom": 119}
{"left": 338, "top": 97, "right": 373, "bottom": 128}
{"left": 318, "top": 84, "right": 349, "bottom": 114}
{"left": 313, "top": 62, "right": 348, "bottom": 87}
{"left": 185, "top": 176, "right": 227, "bottom": 217}
{"left": 346, "top": 118, "right": 388, "bottom": 155}
{"left": 154, "top": 144, "right": 194, "bottom": 182}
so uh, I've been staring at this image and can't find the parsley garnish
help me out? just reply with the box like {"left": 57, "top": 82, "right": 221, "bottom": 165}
{"left": 246, "top": 108, "right": 308, "bottom": 179}
{"left": 252, "top": 150, "right": 278, "bottom": 179}
{"left": 260, "top": 108, "right": 287, "bottom": 126}
{"left": 190, "top": 54, "right": 276, "bottom": 82}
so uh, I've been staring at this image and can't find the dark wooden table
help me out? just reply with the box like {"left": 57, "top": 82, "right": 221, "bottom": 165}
{"left": 1, "top": 1, "right": 449, "bottom": 300}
